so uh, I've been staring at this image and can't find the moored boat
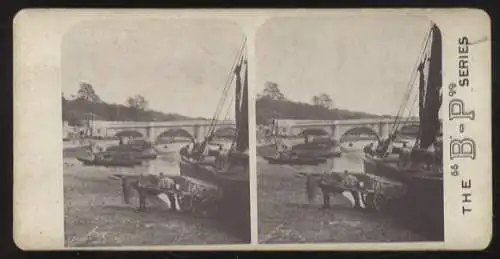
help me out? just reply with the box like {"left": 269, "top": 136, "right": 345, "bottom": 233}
{"left": 106, "top": 139, "right": 158, "bottom": 160}
{"left": 176, "top": 38, "right": 251, "bottom": 241}
{"left": 362, "top": 23, "right": 444, "bottom": 239}
{"left": 262, "top": 125, "right": 340, "bottom": 166}
{"left": 76, "top": 151, "right": 142, "bottom": 167}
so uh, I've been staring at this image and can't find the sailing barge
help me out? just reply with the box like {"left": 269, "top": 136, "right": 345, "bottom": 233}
{"left": 76, "top": 140, "right": 156, "bottom": 167}
{"left": 261, "top": 123, "right": 338, "bottom": 166}
{"left": 113, "top": 37, "right": 251, "bottom": 242}
{"left": 293, "top": 23, "right": 443, "bottom": 240}
{"left": 178, "top": 43, "right": 251, "bottom": 241}
{"left": 76, "top": 151, "right": 142, "bottom": 167}
{"left": 363, "top": 23, "right": 444, "bottom": 239}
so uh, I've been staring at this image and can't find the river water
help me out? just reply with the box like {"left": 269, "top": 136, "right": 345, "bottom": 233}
{"left": 278, "top": 139, "right": 376, "bottom": 175}
{"left": 64, "top": 142, "right": 187, "bottom": 177}
{"left": 66, "top": 138, "right": 376, "bottom": 177}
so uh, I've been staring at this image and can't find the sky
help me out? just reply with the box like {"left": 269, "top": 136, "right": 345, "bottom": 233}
{"left": 62, "top": 18, "right": 245, "bottom": 119}
{"left": 256, "top": 15, "right": 432, "bottom": 116}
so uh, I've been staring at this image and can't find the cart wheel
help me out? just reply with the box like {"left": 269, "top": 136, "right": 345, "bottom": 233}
{"left": 365, "top": 193, "right": 375, "bottom": 210}
{"left": 371, "top": 193, "right": 385, "bottom": 212}
{"left": 359, "top": 192, "right": 369, "bottom": 209}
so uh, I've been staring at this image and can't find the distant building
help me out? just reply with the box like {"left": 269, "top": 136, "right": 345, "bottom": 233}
{"left": 62, "top": 121, "right": 77, "bottom": 140}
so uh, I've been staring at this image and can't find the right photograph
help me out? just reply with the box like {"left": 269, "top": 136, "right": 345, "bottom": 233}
{"left": 255, "top": 16, "right": 444, "bottom": 243}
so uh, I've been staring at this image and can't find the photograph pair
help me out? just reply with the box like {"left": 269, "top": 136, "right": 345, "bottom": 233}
{"left": 57, "top": 14, "right": 445, "bottom": 247}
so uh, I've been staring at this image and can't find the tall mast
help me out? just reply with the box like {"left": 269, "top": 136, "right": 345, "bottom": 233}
{"left": 233, "top": 54, "right": 248, "bottom": 152}
{"left": 234, "top": 58, "right": 243, "bottom": 135}
{"left": 239, "top": 59, "right": 249, "bottom": 151}
{"left": 417, "top": 24, "right": 442, "bottom": 149}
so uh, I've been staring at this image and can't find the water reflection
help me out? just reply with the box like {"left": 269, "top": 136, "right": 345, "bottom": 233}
{"left": 69, "top": 140, "right": 377, "bottom": 177}
{"left": 288, "top": 140, "right": 372, "bottom": 175}
{"left": 141, "top": 152, "right": 181, "bottom": 176}
{"left": 333, "top": 139, "right": 375, "bottom": 172}
{"left": 65, "top": 144, "right": 186, "bottom": 177}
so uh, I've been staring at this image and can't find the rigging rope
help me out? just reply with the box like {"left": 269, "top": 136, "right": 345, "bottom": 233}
{"left": 391, "top": 22, "right": 431, "bottom": 123}
{"left": 215, "top": 43, "right": 246, "bottom": 134}
{"left": 400, "top": 88, "right": 420, "bottom": 128}
{"left": 223, "top": 96, "right": 235, "bottom": 121}
{"left": 212, "top": 38, "right": 246, "bottom": 129}
{"left": 205, "top": 37, "right": 247, "bottom": 139}
{"left": 207, "top": 57, "right": 240, "bottom": 134}
{"left": 389, "top": 22, "right": 433, "bottom": 137}
{"left": 390, "top": 23, "right": 431, "bottom": 133}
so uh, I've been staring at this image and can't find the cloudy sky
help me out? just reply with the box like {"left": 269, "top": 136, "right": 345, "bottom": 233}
{"left": 256, "top": 15, "right": 432, "bottom": 116}
{"left": 62, "top": 18, "right": 244, "bottom": 119}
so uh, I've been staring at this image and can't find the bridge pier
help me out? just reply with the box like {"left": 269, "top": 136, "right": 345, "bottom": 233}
{"left": 145, "top": 125, "right": 152, "bottom": 141}
{"left": 378, "top": 122, "right": 391, "bottom": 140}
{"left": 331, "top": 125, "right": 340, "bottom": 143}
{"left": 193, "top": 125, "right": 200, "bottom": 141}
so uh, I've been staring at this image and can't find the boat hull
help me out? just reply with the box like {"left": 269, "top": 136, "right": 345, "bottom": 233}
{"left": 76, "top": 155, "right": 142, "bottom": 167}
{"left": 363, "top": 154, "right": 444, "bottom": 240}
{"left": 134, "top": 153, "right": 158, "bottom": 160}
{"left": 107, "top": 145, "right": 158, "bottom": 160}
{"left": 291, "top": 144, "right": 342, "bottom": 159}
{"left": 179, "top": 158, "right": 250, "bottom": 242}
{"left": 261, "top": 155, "right": 328, "bottom": 165}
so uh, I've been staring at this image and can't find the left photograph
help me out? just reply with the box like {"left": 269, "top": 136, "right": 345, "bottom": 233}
{"left": 61, "top": 18, "right": 250, "bottom": 246}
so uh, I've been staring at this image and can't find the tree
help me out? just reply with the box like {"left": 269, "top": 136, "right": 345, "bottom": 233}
{"left": 76, "top": 82, "right": 101, "bottom": 102}
{"left": 312, "top": 95, "right": 320, "bottom": 106}
{"left": 262, "top": 81, "right": 286, "bottom": 100}
{"left": 312, "top": 93, "right": 334, "bottom": 109}
{"left": 66, "top": 112, "right": 82, "bottom": 127}
{"left": 126, "top": 94, "right": 149, "bottom": 111}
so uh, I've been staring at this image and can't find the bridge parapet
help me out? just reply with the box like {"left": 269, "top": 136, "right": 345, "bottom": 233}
{"left": 272, "top": 118, "right": 420, "bottom": 142}
{"left": 274, "top": 117, "right": 419, "bottom": 127}
{"left": 89, "top": 119, "right": 236, "bottom": 142}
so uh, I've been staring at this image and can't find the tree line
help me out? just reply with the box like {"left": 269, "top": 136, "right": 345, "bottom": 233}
{"left": 63, "top": 81, "right": 389, "bottom": 127}
{"left": 255, "top": 81, "right": 387, "bottom": 125}
{"left": 62, "top": 82, "right": 203, "bottom": 126}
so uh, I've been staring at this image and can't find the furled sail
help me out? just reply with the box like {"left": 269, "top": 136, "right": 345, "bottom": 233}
{"left": 232, "top": 50, "right": 249, "bottom": 152}
{"left": 417, "top": 24, "right": 442, "bottom": 149}
{"left": 234, "top": 59, "right": 243, "bottom": 137}
{"left": 238, "top": 59, "right": 249, "bottom": 152}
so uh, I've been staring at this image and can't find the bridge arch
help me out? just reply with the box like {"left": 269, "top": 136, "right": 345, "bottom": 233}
{"left": 156, "top": 129, "right": 194, "bottom": 144}
{"left": 297, "top": 127, "right": 330, "bottom": 137}
{"left": 339, "top": 126, "right": 380, "bottom": 143}
{"left": 294, "top": 127, "right": 336, "bottom": 146}
{"left": 114, "top": 130, "right": 144, "bottom": 138}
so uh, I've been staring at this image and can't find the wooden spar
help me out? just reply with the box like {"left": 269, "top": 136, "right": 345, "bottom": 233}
{"left": 417, "top": 24, "right": 442, "bottom": 150}
{"left": 236, "top": 58, "right": 249, "bottom": 152}
{"left": 234, "top": 58, "right": 242, "bottom": 138}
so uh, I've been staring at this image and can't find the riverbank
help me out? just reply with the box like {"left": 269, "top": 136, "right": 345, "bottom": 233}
{"left": 257, "top": 162, "right": 426, "bottom": 243}
{"left": 63, "top": 150, "right": 245, "bottom": 246}
{"left": 256, "top": 144, "right": 427, "bottom": 243}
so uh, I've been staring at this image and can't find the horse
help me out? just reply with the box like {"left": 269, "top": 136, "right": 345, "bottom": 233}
{"left": 115, "top": 173, "right": 179, "bottom": 212}
{"left": 304, "top": 171, "right": 364, "bottom": 209}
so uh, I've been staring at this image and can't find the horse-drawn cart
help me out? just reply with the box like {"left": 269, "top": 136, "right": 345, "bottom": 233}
{"left": 296, "top": 170, "right": 406, "bottom": 212}
{"left": 110, "top": 172, "right": 223, "bottom": 217}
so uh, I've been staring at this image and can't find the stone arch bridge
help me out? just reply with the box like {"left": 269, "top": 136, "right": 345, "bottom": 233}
{"left": 88, "top": 119, "right": 236, "bottom": 142}
{"left": 271, "top": 118, "right": 420, "bottom": 142}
